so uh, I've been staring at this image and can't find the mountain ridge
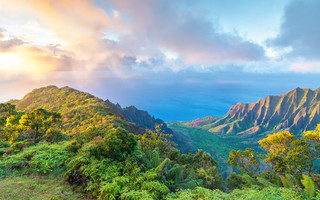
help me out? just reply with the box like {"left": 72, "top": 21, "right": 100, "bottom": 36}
{"left": 187, "top": 87, "right": 320, "bottom": 136}
{"left": 7, "top": 85, "right": 172, "bottom": 135}
{"left": 105, "top": 99, "right": 174, "bottom": 134}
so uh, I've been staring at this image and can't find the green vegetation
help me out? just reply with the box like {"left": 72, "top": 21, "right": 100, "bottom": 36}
{"left": 9, "top": 86, "right": 143, "bottom": 135}
{"left": 224, "top": 127, "right": 320, "bottom": 199}
{"left": 1, "top": 86, "right": 320, "bottom": 199}
{"left": 168, "top": 187, "right": 304, "bottom": 200}
{"left": 168, "top": 121, "right": 261, "bottom": 176}
{"left": 0, "top": 95, "right": 224, "bottom": 199}
{"left": 0, "top": 174, "right": 86, "bottom": 200}
{"left": 227, "top": 148, "right": 260, "bottom": 176}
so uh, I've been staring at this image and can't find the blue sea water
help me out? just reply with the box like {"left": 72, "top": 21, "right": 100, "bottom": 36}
{"left": 90, "top": 72, "right": 320, "bottom": 122}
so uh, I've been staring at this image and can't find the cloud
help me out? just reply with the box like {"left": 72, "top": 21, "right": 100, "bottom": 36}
{"left": 1, "top": 0, "right": 125, "bottom": 76}
{"left": 106, "top": 0, "right": 265, "bottom": 65}
{"left": 269, "top": 0, "right": 320, "bottom": 59}
{"left": 0, "top": 27, "right": 79, "bottom": 80}
{"left": 19, "top": 0, "right": 122, "bottom": 71}
{"left": 0, "top": 0, "right": 268, "bottom": 80}
{"left": 0, "top": 38, "right": 24, "bottom": 52}
{"left": 289, "top": 60, "right": 320, "bottom": 73}
{"left": 0, "top": 29, "right": 24, "bottom": 52}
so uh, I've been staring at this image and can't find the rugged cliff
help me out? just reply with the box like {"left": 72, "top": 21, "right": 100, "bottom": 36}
{"left": 188, "top": 87, "right": 320, "bottom": 136}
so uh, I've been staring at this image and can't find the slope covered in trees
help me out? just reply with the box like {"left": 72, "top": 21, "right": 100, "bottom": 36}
{"left": 9, "top": 85, "right": 174, "bottom": 136}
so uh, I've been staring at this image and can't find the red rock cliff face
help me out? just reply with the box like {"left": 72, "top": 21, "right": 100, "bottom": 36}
{"left": 206, "top": 88, "right": 320, "bottom": 135}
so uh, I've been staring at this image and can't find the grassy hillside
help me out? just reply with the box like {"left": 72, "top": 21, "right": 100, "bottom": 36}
{"left": 0, "top": 174, "right": 87, "bottom": 200}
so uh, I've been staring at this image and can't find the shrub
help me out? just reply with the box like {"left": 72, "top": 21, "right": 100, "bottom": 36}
{"left": 0, "top": 143, "right": 70, "bottom": 175}
{"left": 226, "top": 173, "right": 248, "bottom": 190}
{"left": 0, "top": 141, "right": 10, "bottom": 149}
{"left": 229, "top": 187, "right": 303, "bottom": 200}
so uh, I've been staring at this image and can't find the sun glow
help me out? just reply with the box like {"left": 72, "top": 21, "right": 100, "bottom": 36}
{"left": 0, "top": 53, "right": 24, "bottom": 71}
{"left": 0, "top": 51, "right": 52, "bottom": 79}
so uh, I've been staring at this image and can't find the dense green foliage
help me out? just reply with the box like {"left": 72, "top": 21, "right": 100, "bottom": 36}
{"left": 1, "top": 86, "right": 320, "bottom": 199}
{"left": 64, "top": 124, "right": 223, "bottom": 199}
{"left": 5, "top": 107, "right": 63, "bottom": 144}
{"left": 0, "top": 143, "right": 70, "bottom": 176}
{"left": 0, "top": 98, "right": 225, "bottom": 199}
{"left": 227, "top": 148, "right": 260, "bottom": 176}
{"left": 258, "top": 131, "right": 320, "bottom": 177}
{"left": 224, "top": 129, "right": 320, "bottom": 199}
{"left": 168, "top": 187, "right": 304, "bottom": 200}
{"left": 168, "top": 121, "right": 261, "bottom": 177}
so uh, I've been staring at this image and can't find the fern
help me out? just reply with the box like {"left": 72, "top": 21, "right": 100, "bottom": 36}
{"left": 279, "top": 175, "right": 294, "bottom": 188}
{"left": 257, "top": 177, "right": 278, "bottom": 188}
{"left": 150, "top": 148, "right": 161, "bottom": 169}
{"left": 166, "top": 164, "right": 184, "bottom": 184}
{"left": 285, "top": 173, "right": 295, "bottom": 186}
{"left": 155, "top": 158, "right": 169, "bottom": 173}
{"left": 315, "top": 189, "right": 320, "bottom": 199}
{"left": 301, "top": 174, "right": 316, "bottom": 199}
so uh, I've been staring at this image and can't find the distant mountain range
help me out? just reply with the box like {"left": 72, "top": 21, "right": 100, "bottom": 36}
{"left": 186, "top": 87, "right": 320, "bottom": 136}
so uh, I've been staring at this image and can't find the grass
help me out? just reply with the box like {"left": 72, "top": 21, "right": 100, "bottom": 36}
{"left": 0, "top": 174, "right": 89, "bottom": 200}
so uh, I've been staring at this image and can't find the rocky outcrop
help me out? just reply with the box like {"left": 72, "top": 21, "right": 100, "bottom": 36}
{"left": 105, "top": 100, "right": 174, "bottom": 134}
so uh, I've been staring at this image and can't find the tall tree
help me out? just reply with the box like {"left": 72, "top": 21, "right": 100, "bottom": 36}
{"left": 5, "top": 108, "right": 63, "bottom": 143}
{"left": 137, "top": 124, "right": 175, "bottom": 156}
{"left": 259, "top": 132, "right": 313, "bottom": 177}
{"left": 227, "top": 148, "right": 260, "bottom": 176}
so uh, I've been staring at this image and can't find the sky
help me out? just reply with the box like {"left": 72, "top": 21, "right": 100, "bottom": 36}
{"left": 1, "top": 0, "right": 320, "bottom": 121}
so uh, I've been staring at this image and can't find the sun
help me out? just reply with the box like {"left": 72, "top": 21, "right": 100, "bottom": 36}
{"left": 0, "top": 52, "right": 48, "bottom": 78}
{"left": 0, "top": 53, "right": 24, "bottom": 71}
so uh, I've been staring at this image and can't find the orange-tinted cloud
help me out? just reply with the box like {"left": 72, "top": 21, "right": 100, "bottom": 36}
{"left": 0, "top": 0, "right": 127, "bottom": 79}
